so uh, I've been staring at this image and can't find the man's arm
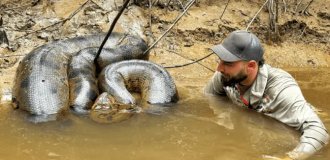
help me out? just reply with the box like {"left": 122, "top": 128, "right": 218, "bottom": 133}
{"left": 265, "top": 85, "right": 329, "bottom": 160}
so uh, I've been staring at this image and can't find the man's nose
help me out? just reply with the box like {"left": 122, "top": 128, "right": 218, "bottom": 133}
{"left": 217, "top": 62, "right": 225, "bottom": 73}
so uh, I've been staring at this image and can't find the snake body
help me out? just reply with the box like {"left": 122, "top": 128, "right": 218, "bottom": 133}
{"left": 13, "top": 33, "right": 149, "bottom": 122}
{"left": 98, "top": 60, "right": 179, "bottom": 105}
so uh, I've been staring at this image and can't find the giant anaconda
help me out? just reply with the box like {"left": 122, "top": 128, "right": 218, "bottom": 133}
{"left": 13, "top": 32, "right": 178, "bottom": 123}
{"left": 90, "top": 60, "right": 179, "bottom": 123}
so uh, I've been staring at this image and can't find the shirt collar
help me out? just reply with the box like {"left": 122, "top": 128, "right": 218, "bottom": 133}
{"left": 247, "top": 64, "right": 269, "bottom": 106}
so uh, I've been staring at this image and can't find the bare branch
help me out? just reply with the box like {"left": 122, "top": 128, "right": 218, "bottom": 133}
{"left": 149, "top": 0, "right": 153, "bottom": 33}
{"left": 294, "top": 0, "right": 304, "bottom": 13}
{"left": 176, "top": 0, "right": 186, "bottom": 12}
{"left": 220, "top": 0, "right": 231, "bottom": 20}
{"left": 301, "top": 0, "right": 314, "bottom": 15}
{"left": 143, "top": 0, "right": 196, "bottom": 54}
{"left": 246, "top": 0, "right": 269, "bottom": 31}
{"left": 282, "top": 0, "right": 287, "bottom": 13}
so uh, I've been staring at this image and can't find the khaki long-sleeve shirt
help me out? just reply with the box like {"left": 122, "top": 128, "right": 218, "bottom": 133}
{"left": 204, "top": 64, "right": 329, "bottom": 160}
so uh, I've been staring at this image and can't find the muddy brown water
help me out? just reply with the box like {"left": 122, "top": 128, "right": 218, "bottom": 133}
{"left": 0, "top": 68, "right": 329, "bottom": 160}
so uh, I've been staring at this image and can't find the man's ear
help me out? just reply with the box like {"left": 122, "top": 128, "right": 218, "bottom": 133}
{"left": 247, "top": 60, "right": 257, "bottom": 69}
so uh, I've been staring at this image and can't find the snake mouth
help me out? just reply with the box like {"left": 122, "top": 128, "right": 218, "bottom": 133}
{"left": 118, "top": 104, "right": 142, "bottom": 113}
{"left": 90, "top": 92, "right": 142, "bottom": 124}
{"left": 93, "top": 104, "right": 111, "bottom": 110}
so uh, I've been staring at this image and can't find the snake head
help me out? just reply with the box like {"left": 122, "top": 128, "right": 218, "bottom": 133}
{"left": 90, "top": 92, "right": 141, "bottom": 123}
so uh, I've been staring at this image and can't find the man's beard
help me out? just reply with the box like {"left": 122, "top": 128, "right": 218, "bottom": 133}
{"left": 221, "top": 70, "right": 248, "bottom": 87}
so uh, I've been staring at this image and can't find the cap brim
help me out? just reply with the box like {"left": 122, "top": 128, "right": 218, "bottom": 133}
{"left": 211, "top": 44, "right": 241, "bottom": 62}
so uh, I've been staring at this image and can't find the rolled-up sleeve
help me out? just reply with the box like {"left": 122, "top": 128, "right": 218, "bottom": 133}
{"left": 265, "top": 85, "right": 329, "bottom": 160}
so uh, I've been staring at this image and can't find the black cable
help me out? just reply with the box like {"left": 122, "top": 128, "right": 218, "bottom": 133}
{"left": 94, "top": 0, "right": 131, "bottom": 65}
{"left": 164, "top": 52, "right": 215, "bottom": 72}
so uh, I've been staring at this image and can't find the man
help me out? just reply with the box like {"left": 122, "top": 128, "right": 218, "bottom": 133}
{"left": 204, "top": 30, "right": 329, "bottom": 160}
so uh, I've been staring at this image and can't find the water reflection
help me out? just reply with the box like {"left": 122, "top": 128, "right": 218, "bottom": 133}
{"left": 0, "top": 71, "right": 329, "bottom": 160}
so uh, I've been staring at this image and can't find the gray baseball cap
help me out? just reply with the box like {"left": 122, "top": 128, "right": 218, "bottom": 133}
{"left": 211, "top": 30, "right": 264, "bottom": 62}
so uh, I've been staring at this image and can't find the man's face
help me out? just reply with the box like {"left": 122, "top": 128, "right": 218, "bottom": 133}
{"left": 216, "top": 59, "right": 248, "bottom": 86}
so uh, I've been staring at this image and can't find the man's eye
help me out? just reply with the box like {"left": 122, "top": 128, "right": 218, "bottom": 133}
{"left": 224, "top": 62, "right": 233, "bottom": 66}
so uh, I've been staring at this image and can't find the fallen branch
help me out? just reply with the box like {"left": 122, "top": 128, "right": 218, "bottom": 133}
{"left": 143, "top": 0, "right": 196, "bottom": 54}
